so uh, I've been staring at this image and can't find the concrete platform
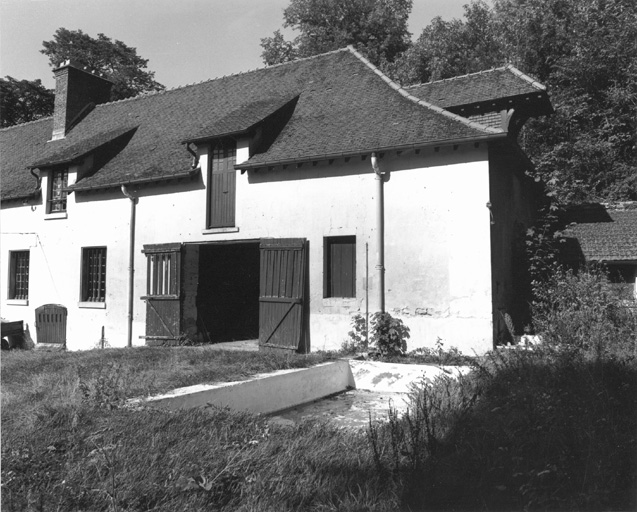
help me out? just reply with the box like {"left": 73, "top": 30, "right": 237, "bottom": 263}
{"left": 135, "top": 358, "right": 470, "bottom": 428}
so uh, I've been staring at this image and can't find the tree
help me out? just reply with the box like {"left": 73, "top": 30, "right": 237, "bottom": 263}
{"left": 260, "top": 0, "right": 412, "bottom": 67}
{"left": 0, "top": 76, "right": 54, "bottom": 128}
{"left": 499, "top": 0, "right": 637, "bottom": 202}
{"left": 389, "top": 1, "right": 504, "bottom": 84}
{"left": 41, "top": 28, "right": 164, "bottom": 101}
{"left": 392, "top": 0, "right": 636, "bottom": 203}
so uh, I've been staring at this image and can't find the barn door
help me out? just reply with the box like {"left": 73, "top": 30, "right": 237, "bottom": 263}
{"left": 142, "top": 243, "right": 182, "bottom": 343}
{"left": 259, "top": 238, "right": 307, "bottom": 352}
{"left": 35, "top": 304, "right": 67, "bottom": 345}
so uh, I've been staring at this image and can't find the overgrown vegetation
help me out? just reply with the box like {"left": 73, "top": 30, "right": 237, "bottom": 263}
{"left": 370, "top": 349, "right": 637, "bottom": 510}
{"left": 368, "top": 265, "right": 637, "bottom": 510}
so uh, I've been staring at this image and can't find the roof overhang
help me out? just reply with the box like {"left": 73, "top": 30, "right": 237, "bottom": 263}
{"left": 236, "top": 132, "right": 508, "bottom": 171}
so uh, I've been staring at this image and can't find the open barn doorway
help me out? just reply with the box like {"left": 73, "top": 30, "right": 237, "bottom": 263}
{"left": 196, "top": 241, "right": 260, "bottom": 343}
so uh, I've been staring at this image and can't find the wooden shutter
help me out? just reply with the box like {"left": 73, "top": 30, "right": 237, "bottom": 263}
{"left": 259, "top": 238, "right": 307, "bottom": 352}
{"left": 325, "top": 236, "right": 356, "bottom": 298}
{"left": 207, "top": 142, "right": 236, "bottom": 228}
{"left": 142, "top": 243, "right": 182, "bottom": 342}
{"left": 35, "top": 304, "right": 67, "bottom": 345}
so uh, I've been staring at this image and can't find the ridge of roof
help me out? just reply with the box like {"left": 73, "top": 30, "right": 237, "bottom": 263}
{"left": 0, "top": 115, "right": 52, "bottom": 132}
{"left": 405, "top": 64, "right": 546, "bottom": 92}
{"left": 405, "top": 66, "right": 508, "bottom": 90}
{"left": 92, "top": 48, "right": 352, "bottom": 109}
{"left": 346, "top": 46, "right": 501, "bottom": 135}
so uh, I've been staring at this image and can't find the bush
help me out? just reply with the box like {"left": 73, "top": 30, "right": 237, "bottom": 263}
{"left": 370, "top": 312, "right": 410, "bottom": 357}
{"left": 532, "top": 265, "right": 637, "bottom": 358}
{"left": 343, "top": 312, "right": 410, "bottom": 357}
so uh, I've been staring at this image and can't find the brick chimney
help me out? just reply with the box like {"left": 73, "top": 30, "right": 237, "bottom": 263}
{"left": 51, "top": 60, "right": 113, "bottom": 140}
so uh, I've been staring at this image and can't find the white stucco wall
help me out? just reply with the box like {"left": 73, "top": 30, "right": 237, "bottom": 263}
{"left": 1, "top": 141, "right": 493, "bottom": 354}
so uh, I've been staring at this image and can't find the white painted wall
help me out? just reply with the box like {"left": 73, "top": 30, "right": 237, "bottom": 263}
{"left": 1, "top": 141, "right": 493, "bottom": 354}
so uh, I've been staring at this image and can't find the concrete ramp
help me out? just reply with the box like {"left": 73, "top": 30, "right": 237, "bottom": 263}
{"left": 138, "top": 360, "right": 355, "bottom": 414}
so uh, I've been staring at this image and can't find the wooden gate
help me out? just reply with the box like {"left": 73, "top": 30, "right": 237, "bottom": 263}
{"left": 35, "top": 304, "right": 67, "bottom": 345}
{"left": 142, "top": 243, "right": 182, "bottom": 344}
{"left": 259, "top": 238, "right": 307, "bottom": 352}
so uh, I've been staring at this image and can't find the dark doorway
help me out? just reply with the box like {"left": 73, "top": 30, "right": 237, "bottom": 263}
{"left": 197, "top": 242, "right": 260, "bottom": 342}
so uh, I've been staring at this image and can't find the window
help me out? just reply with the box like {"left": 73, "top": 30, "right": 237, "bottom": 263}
{"left": 324, "top": 236, "right": 356, "bottom": 298}
{"left": 146, "top": 251, "right": 180, "bottom": 296}
{"left": 81, "top": 247, "right": 107, "bottom": 302}
{"left": 8, "top": 251, "right": 29, "bottom": 300}
{"left": 48, "top": 169, "right": 68, "bottom": 213}
{"left": 207, "top": 140, "right": 236, "bottom": 229}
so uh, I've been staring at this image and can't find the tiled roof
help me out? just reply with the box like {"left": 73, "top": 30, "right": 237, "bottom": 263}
{"left": 406, "top": 65, "right": 549, "bottom": 110}
{"left": 2, "top": 47, "right": 510, "bottom": 200}
{"left": 562, "top": 204, "right": 637, "bottom": 262}
{"left": 0, "top": 118, "right": 52, "bottom": 201}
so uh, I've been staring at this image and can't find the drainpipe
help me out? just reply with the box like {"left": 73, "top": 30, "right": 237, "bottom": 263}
{"left": 121, "top": 185, "right": 137, "bottom": 348}
{"left": 371, "top": 153, "right": 385, "bottom": 313}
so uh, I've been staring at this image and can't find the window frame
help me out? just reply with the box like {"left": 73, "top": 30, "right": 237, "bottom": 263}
{"left": 48, "top": 168, "right": 69, "bottom": 214}
{"left": 80, "top": 246, "right": 107, "bottom": 303}
{"left": 323, "top": 235, "right": 356, "bottom": 299}
{"left": 8, "top": 250, "right": 30, "bottom": 301}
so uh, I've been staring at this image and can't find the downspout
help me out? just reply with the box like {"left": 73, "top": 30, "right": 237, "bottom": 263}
{"left": 371, "top": 153, "right": 385, "bottom": 313}
{"left": 121, "top": 185, "right": 137, "bottom": 348}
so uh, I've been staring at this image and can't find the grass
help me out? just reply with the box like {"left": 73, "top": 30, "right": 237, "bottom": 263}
{"left": 1, "top": 346, "right": 398, "bottom": 511}
{"left": 3, "top": 341, "right": 636, "bottom": 510}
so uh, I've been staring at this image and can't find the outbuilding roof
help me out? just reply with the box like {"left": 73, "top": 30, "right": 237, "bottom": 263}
{"left": 562, "top": 204, "right": 637, "bottom": 262}
{"left": 407, "top": 65, "right": 552, "bottom": 115}
{"left": 2, "top": 47, "right": 538, "bottom": 200}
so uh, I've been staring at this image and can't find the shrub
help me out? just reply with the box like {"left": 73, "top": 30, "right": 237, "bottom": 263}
{"left": 532, "top": 265, "right": 636, "bottom": 358}
{"left": 343, "top": 312, "right": 410, "bottom": 357}
{"left": 370, "top": 312, "right": 410, "bottom": 357}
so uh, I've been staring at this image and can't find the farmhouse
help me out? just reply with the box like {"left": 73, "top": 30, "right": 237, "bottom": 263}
{"left": 1, "top": 47, "right": 552, "bottom": 352}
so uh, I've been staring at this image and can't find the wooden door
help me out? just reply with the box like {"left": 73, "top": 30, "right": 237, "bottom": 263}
{"left": 35, "top": 304, "right": 67, "bottom": 345}
{"left": 142, "top": 243, "right": 182, "bottom": 343}
{"left": 259, "top": 238, "right": 307, "bottom": 352}
{"left": 207, "top": 141, "right": 236, "bottom": 228}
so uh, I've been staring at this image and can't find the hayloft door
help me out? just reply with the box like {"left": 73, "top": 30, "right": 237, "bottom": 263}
{"left": 259, "top": 238, "right": 307, "bottom": 352}
{"left": 142, "top": 243, "right": 182, "bottom": 343}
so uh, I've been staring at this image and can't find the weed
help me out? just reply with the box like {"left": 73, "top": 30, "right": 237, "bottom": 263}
{"left": 342, "top": 313, "right": 368, "bottom": 353}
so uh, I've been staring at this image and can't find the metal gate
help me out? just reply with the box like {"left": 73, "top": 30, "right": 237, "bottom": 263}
{"left": 259, "top": 238, "right": 307, "bottom": 352}
{"left": 35, "top": 304, "right": 67, "bottom": 345}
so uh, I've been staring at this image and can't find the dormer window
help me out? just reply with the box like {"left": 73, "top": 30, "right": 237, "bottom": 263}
{"left": 48, "top": 169, "right": 68, "bottom": 213}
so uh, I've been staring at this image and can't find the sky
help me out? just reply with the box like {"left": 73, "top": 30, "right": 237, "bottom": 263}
{"left": 0, "top": 0, "right": 470, "bottom": 90}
